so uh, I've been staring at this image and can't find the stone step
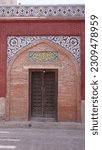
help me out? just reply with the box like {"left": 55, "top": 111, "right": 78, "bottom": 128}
{"left": 0, "top": 121, "right": 85, "bottom": 130}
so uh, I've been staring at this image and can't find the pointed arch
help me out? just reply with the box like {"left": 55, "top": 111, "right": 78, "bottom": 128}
{"left": 6, "top": 39, "right": 81, "bottom": 122}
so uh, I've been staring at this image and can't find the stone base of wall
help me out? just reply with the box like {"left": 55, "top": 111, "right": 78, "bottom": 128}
{"left": 81, "top": 100, "right": 85, "bottom": 123}
{"left": 0, "top": 97, "right": 5, "bottom": 120}
{"left": 0, "top": 97, "right": 85, "bottom": 123}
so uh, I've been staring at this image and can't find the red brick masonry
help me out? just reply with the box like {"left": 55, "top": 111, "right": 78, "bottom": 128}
{"left": 0, "top": 19, "right": 85, "bottom": 121}
{"left": 0, "top": 20, "right": 85, "bottom": 99}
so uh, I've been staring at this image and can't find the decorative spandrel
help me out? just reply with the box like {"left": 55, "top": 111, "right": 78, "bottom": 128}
{"left": 29, "top": 51, "right": 58, "bottom": 62}
{"left": 7, "top": 36, "right": 80, "bottom": 64}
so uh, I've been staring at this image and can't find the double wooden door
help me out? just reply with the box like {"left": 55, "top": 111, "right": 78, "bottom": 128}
{"left": 30, "top": 70, "right": 57, "bottom": 119}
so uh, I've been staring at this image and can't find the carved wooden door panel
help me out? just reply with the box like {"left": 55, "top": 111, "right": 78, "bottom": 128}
{"left": 31, "top": 71, "right": 56, "bottom": 118}
{"left": 31, "top": 72, "right": 42, "bottom": 116}
{"left": 44, "top": 72, "right": 56, "bottom": 117}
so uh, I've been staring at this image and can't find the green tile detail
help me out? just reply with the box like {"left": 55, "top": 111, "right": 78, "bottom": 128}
{"left": 29, "top": 51, "right": 58, "bottom": 62}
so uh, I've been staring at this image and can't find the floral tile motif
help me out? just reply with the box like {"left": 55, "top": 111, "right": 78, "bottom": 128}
{"left": 0, "top": 5, "right": 85, "bottom": 18}
{"left": 7, "top": 36, "right": 80, "bottom": 64}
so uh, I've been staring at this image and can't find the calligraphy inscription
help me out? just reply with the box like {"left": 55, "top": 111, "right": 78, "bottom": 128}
{"left": 29, "top": 51, "right": 58, "bottom": 62}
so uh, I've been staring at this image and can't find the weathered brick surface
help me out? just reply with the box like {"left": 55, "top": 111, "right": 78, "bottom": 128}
{"left": 0, "top": 20, "right": 85, "bottom": 99}
{"left": 0, "top": 20, "right": 85, "bottom": 121}
{"left": 0, "top": 97, "right": 5, "bottom": 120}
{"left": 6, "top": 41, "right": 81, "bottom": 121}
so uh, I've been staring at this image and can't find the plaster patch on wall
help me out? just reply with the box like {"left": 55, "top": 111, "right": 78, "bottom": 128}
{"left": 81, "top": 100, "right": 85, "bottom": 123}
{"left": 7, "top": 36, "right": 80, "bottom": 64}
{"left": 0, "top": 97, "right": 5, "bottom": 117}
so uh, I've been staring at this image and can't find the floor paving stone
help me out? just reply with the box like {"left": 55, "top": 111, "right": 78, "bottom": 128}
{"left": 0, "top": 125, "right": 85, "bottom": 150}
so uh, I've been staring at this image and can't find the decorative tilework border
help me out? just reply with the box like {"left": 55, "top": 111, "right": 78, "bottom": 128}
{"left": 0, "top": 5, "right": 85, "bottom": 19}
{"left": 7, "top": 36, "right": 80, "bottom": 64}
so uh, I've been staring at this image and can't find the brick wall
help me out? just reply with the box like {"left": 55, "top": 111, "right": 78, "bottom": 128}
{"left": 0, "top": 0, "right": 17, "bottom": 5}
{"left": 0, "top": 20, "right": 85, "bottom": 100}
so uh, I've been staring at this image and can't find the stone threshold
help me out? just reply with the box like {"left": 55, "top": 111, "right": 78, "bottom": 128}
{"left": 0, "top": 121, "right": 85, "bottom": 129}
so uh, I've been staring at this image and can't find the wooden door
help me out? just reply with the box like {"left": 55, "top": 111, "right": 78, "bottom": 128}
{"left": 30, "top": 70, "right": 57, "bottom": 119}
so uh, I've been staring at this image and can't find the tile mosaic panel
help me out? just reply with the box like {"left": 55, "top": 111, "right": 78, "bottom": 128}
{"left": 7, "top": 36, "right": 80, "bottom": 64}
{"left": 0, "top": 5, "right": 85, "bottom": 19}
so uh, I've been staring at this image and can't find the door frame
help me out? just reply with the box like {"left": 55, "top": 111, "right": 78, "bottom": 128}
{"left": 29, "top": 69, "right": 58, "bottom": 121}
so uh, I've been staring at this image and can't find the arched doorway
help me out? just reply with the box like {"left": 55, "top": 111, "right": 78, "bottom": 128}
{"left": 6, "top": 40, "right": 81, "bottom": 122}
{"left": 29, "top": 69, "right": 58, "bottom": 121}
